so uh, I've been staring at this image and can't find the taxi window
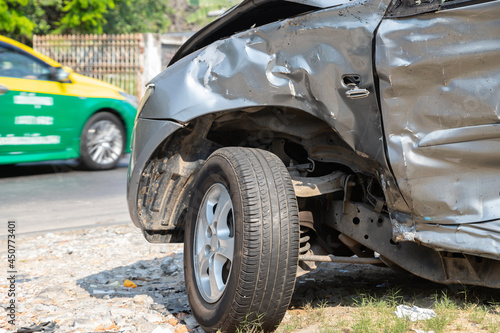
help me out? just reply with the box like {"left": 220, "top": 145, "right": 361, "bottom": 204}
{"left": 0, "top": 46, "right": 51, "bottom": 81}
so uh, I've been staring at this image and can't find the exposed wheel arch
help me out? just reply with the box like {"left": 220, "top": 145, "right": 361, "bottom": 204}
{"left": 135, "top": 107, "right": 383, "bottom": 243}
{"left": 205, "top": 107, "right": 380, "bottom": 175}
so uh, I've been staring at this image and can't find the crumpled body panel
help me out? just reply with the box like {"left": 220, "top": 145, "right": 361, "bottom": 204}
{"left": 130, "top": 0, "right": 500, "bottom": 261}
{"left": 138, "top": 0, "right": 408, "bottom": 213}
{"left": 376, "top": 1, "right": 500, "bottom": 258}
{"left": 142, "top": 0, "right": 390, "bottom": 166}
{"left": 129, "top": 0, "right": 417, "bottom": 236}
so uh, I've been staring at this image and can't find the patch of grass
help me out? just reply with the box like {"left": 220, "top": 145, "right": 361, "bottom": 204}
{"left": 236, "top": 313, "right": 265, "bottom": 333}
{"left": 469, "top": 302, "right": 500, "bottom": 333}
{"left": 276, "top": 303, "right": 318, "bottom": 333}
{"left": 277, "top": 299, "right": 351, "bottom": 333}
{"left": 319, "top": 318, "right": 348, "bottom": 333}
{"left": 386, "top": 288, "right": 404, "bottom": 307}
{"left": 277, "top": 314, "right": 303, "bottom": 332}
{"left": 276, "top": 281, "right": 500, "bottom": 333}
{"left": 422, "top": 291, "right": 458, "bottom": 333}
{"left": 350, "top": 292, "right": 410, "bottom": 333}
{"left": 484, "top": 317, "right": 500, "bottom": 333}
{"left": 468, "top": 305, "right": 488, "bottom": 325}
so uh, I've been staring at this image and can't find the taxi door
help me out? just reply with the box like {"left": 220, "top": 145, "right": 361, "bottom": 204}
{"left": 0, "top": 43, "right": 75, "bottom": 159}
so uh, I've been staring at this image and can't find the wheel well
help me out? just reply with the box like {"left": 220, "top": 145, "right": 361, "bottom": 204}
{"left": 137, "top": 107, "right": 386, "bottom": 243}
{"left": 89, "top": 108, "right": 127, "bottom": 133}
{"left": 204, "top": 107, "right": 377, "bottom": 176}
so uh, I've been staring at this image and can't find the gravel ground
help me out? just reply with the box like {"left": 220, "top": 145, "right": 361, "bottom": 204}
{"left": 0, "top": 224, "right": 198, "bottom": 333}
{"left": 4, "top": 222, "right": 490, "bottom": 333}
{"left": 0, "top": 223, "right": 439, "bottom": 333}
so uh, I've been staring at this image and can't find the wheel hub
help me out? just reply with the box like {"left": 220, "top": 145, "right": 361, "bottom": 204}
{"left": 210, "top": 236, "right": 219, "bottom": 251}
{"left": 193, "top": 183, "right": 235, "bottom": 303}
{"left": 86, "top": 119, "right": 123, "bottom": 165}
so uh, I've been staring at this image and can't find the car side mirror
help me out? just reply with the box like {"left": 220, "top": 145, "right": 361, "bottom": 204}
{"left": 50, "top": 67, "right": 70, "bottom": 82}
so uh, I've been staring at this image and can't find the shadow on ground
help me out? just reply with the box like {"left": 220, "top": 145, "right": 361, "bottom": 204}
{"left": 290, "top": 262, "right": 500, "bottom": 310}
{"left": 75, "top": 253, "right": 500, "bottom": 320}
{"left": 75, "top": 254, "right": 190, "bottom": 315}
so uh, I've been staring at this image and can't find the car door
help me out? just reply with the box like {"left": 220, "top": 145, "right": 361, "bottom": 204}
{"left": 0, "top": 43, "right": 76, "bottom": 160}
{"left": 376, "top": 0, "right": 500, "bottom": 227}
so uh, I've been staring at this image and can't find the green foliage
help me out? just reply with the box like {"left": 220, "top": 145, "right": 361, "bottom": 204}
{"left": 0, "top": 0, "right": 117, "bottom": 39}
{"left": 0, "top": 0, "right": 36, "bottom": 38}
{"left": 56, "top": 0, "right": 116, "bottom": 34}
{"left": 0, "top": 0, "right": 173, "bottom": 42}
{"left": 186, "top": 0, "right": 238, "bottom": 26}
{"left": 103, "top": 0, "right": 172, "bottom": 34}
{"left": 0, "top": 0, "right": 241, "bottom": 42}
{"left": 22, "top": 0, "right": 65, "bottom": 36}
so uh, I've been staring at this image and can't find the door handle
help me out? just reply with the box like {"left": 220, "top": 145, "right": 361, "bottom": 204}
{"left": 345, "top": 84, "right": 370, "bottom": 99}
{"left": 0, "top": 84, "right": 8, "bottom": 95}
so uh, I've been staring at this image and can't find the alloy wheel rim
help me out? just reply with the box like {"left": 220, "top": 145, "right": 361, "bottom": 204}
{"left": 86, "top": 120, "right": 123, "bottom": 165}
{"left": 193, "top": 183, "right": 235, "bottom": 303}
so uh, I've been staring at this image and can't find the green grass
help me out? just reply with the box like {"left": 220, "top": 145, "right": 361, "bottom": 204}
{"left": 212, "top": 284, "right": 499, "bottom": 332}
{"left": 350, "top": 291, "right": 410, "bottom": 333}
{"left": 422, "top": 291, "right": 458, "bottom": 333}
{"left": 235, "top": 313, "right": 265, "bottom": 333}
{"left": 273, "top": 286, "right": 500, "bottom": 333}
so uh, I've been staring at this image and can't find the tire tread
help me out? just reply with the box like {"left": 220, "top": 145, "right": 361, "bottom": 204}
{"left": 211, "top": 147, "right": 299, "bottom": 332}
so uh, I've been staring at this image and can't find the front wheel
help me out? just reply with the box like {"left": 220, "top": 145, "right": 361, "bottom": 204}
{"left": 184, "top": 147, "right": 299, "bottom": 332}
{"left": 79, "top": 112, "right": 125, "bottom": 170}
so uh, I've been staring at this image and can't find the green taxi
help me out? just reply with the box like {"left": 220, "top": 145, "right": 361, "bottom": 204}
{"left": 0, "top": 35, "right": 137, "bottom": 170}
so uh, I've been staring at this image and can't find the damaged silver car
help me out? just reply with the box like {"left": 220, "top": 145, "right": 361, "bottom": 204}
{"left": 127, "top": 0, "right": 500, "bottom": 331}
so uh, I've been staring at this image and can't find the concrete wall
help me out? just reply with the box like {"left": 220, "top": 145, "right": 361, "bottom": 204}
{"left": 140, "top": 32, "right": 194, "bottom": 97}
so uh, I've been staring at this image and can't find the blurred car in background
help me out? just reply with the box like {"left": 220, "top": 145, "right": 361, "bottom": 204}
{"left": 0, "top": 35, "right": 137, "bottom": 170}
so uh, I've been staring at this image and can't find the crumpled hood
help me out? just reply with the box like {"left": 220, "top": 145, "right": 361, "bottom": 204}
{"left": 169, "top": 0, "right": 347, "bottom": 65}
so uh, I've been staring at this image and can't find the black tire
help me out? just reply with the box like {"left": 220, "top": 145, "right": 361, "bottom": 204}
{"left": 79, "top": 112, "right": 125, "bottom": 170}
{"left": 184, "top": 147, "right": 299, "bottom": 333}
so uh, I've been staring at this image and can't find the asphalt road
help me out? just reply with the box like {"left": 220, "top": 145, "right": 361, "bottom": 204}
{"left": 0, "top": 156, "right": 133, "bottom": 237}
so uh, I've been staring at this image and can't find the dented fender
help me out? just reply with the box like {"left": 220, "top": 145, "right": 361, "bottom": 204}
{"left": 141, "top": 0, "right": 391, "bottom": 164}
{"left": 129, "top": 0, "right": 500, "bottom": 261}
{"left": 130, "top": 0, "right": 412, "bottom": 239}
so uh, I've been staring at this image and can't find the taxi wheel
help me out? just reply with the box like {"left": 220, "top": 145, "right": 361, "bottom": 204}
{"left": 79, "top": 112, "right": 125, "bottom": 170}
{"left": 184, "top": 147, "right": 299, "bottom": 332}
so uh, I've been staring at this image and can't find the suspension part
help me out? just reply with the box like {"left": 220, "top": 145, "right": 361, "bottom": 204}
{"left": 298, "top": 211, "right": 314, "bottom": 256}
{"left": 299, "top": 231, "right": 311, "bottom": 255}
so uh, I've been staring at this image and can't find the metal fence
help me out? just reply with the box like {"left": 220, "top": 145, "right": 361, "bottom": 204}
{"left": 33, "top": 34, "right": 143, "bottom": 98}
